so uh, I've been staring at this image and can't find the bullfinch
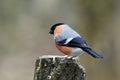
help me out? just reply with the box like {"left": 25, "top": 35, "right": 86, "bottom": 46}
{"left": 49, "top": 23, "right": 103, "bottom": 58}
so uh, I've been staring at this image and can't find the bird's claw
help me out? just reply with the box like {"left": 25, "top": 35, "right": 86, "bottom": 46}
{"left": 63, "top": 56, "right": 76, "bottom": 61}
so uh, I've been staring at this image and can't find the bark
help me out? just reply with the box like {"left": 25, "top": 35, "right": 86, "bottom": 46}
{"left": 34, "top": 55, "right": 86, "bottom": 80}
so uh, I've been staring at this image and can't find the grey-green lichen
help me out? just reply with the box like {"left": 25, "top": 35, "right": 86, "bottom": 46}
{"left": 34, "top": 55, "right": 86, "bottom": 80}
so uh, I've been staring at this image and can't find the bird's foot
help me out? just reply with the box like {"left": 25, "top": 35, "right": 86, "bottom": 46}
{"left": 60, "top": 56, "right": 78, "bottom": 63}
{"left": 64, "top": 56, "right": 76, "bottom": 61}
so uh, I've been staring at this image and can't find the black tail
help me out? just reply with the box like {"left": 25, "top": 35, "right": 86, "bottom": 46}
{"left": 83, "top": 48, "right": 103, "bottom": 58}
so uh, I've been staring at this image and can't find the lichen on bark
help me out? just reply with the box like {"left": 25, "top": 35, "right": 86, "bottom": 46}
{"left": 34, "top": 55, "right": 86, "bottom": 80}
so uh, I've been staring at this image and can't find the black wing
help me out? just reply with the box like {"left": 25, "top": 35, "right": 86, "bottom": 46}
{"left": 56, "top": 37, "right": 90, "bottom": 49}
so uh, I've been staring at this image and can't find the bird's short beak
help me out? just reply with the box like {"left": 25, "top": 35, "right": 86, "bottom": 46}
{"left": 49, "top": 30, "right": 53, "bottom": 34}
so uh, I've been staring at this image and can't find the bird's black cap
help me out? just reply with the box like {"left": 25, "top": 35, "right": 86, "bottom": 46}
{"left": 49, "top": 23, "right": 65, "bottom": 34}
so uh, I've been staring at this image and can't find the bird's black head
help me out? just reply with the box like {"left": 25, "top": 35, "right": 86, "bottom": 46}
{"left": 49, "top": 23, "right": 65, "bottom": 34}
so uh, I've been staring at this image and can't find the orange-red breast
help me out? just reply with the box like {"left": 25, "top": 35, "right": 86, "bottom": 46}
{"left": 49, "top": 23, "right": 103, "bottom": 58}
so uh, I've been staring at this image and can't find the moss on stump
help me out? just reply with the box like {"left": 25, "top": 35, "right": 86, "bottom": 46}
{"left": 34, "top": 55, "right": 86, "bottom": 80}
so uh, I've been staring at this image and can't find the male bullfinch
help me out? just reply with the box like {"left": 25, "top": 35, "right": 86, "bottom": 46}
{"left": 49, "top": 23, "right": 103, "bottom": 58}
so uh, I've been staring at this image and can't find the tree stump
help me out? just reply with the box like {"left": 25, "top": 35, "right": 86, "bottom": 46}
{"left": 34, "top": 55, "right": 86, "bottom": 80}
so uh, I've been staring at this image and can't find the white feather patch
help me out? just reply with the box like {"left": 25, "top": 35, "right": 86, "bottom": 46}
{"left": 64, "top": 37, "right": 73, "bottom": 44}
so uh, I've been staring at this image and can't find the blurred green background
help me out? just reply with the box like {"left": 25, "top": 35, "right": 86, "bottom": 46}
{"left": 0, "top": 0, "right": 120, "bottom": 80}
